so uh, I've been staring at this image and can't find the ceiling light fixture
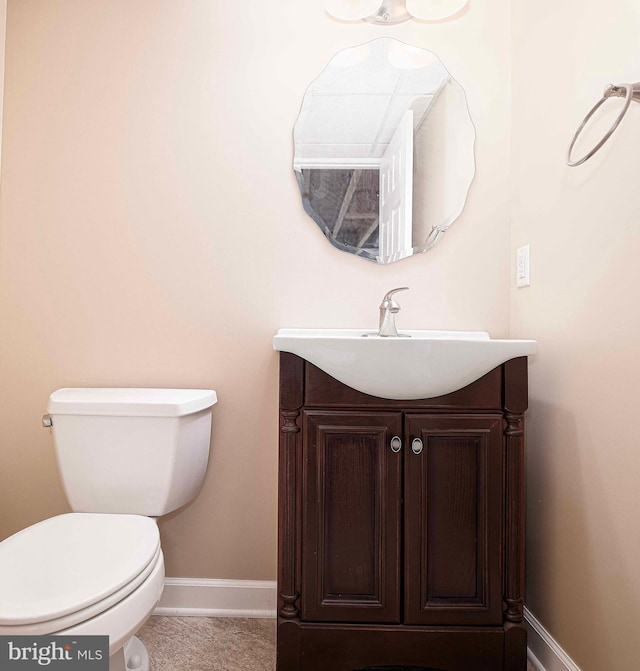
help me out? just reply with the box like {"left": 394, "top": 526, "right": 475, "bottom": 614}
{"left": 324, "top": 0, "right": 469, "bottom": 24}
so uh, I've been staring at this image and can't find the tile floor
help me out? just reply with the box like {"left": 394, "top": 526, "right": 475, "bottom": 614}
{"left": 138, "top": 616, "right": 536, "bottom": 671}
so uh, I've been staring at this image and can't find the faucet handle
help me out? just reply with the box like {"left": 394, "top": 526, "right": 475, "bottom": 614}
{"left": 380, "top": 287, "right": 409, "bottom": 307}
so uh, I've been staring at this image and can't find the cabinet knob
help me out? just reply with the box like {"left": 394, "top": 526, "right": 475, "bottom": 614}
{"left": 411, "top": 437, "right": 424, "bottom": 455}
{"left": 390, "top": 436, "right": 402, "bottom": 453}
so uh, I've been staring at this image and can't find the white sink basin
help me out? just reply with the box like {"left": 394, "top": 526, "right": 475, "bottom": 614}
{"left": 273, "top": 328, "right": 536, "bottom": 400}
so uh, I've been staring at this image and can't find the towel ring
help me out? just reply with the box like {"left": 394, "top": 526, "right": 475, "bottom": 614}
{"left": 567, "top": 82, "right": 640, "bottom": 167}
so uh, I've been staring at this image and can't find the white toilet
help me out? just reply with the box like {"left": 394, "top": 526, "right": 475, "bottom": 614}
{"left": 0, "top": 387, "right": 217, "bottom": 671}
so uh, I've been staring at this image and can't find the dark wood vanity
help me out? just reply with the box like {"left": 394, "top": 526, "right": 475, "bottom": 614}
{"left": 277, "top": 352, "right": 529, "bottom": 671}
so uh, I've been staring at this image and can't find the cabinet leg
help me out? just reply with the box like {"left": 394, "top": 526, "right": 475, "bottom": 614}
{"left": 277, "top": 619, "right": 301, "bottom": 671}
{"left": 504, "top": 622, "right": 527, "bottom": 671}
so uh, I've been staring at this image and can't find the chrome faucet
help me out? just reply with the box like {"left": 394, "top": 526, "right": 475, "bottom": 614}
{"left": 377, "top": 287, "right": 409, "bottom": 337}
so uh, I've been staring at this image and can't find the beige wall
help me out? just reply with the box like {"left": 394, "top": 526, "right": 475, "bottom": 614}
{"left": 511, "top": 1, "right": 640, "bottom": 669}
{"left": 0, "top": 0, "right": 5, "bottom": 176}
{"left": 0, "top": 1, "right": 511, "bottom": 580}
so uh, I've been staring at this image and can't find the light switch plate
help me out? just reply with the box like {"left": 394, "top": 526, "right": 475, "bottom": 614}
{"left": 516, "top": 245, "right": 530, "bottom": 288}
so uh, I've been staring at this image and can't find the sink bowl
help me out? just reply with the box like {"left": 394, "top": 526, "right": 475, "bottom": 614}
{"left": 273, "top": 328, "right": 536, "bottom": 400}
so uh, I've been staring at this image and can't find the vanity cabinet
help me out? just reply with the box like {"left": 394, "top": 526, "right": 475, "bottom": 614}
{"left": 278, "top": 353, "right": 528, "bottom": 671}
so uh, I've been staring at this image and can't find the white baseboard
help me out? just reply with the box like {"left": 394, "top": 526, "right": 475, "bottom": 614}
{"left": 525, "top": 607, "right": 582, "bottom": 671}
{"left": 153, "top": 578, "right": 277, "bottom": 618}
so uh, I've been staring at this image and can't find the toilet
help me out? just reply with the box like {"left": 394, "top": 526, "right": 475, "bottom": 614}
{"left": 0, "top": 387, "right": 217, "bottom": 671}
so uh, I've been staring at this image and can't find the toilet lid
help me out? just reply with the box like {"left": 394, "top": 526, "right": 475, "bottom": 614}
{"left": 0, "top": 513, "right": 160, "bottom": 626}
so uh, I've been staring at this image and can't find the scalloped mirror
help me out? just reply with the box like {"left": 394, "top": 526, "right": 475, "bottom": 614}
{"left": 293, "top": 38, "right": 475, "bottom": 264}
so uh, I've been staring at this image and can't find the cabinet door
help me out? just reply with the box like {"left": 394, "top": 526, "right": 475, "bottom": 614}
{"left": 301, "top": 411, "right": 403, "bottom": 623}
{"left": 404, "top": 414, "right": 503, "bottom": 626}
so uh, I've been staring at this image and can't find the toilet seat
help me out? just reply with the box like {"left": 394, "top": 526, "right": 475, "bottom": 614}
{"left": 0, "top": 513, "right": 161, "bottom": 634}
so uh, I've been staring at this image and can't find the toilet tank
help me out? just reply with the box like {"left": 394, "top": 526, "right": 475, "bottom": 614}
{"left": 47, "top": 388, "right": 217, "bottom": 516}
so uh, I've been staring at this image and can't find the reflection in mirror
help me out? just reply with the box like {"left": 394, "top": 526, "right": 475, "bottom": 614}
{"left": 293, "top": 38, "right": 475, "bottom": 264}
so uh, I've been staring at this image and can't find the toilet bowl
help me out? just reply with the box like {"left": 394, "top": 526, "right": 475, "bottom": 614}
{"left": 0, "top": 388, "right": 217, "bottom": 671}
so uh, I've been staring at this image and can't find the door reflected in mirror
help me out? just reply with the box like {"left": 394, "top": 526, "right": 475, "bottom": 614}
{"left": 294, "top": 38, "right": 475, "bottom": 264}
